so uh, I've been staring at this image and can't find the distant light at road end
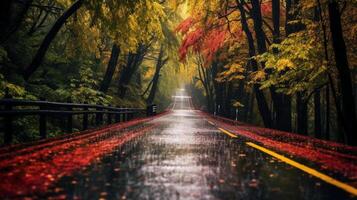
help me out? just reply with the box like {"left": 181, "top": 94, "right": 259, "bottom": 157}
{"left": 172, "top": 95, "right": 191, "bottom": 99}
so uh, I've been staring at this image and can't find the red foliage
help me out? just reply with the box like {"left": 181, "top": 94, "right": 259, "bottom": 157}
{"left": 201, "top": 28, "right": 227, "bottom": 64}
{"left": 175, "top": 17, "right": 195, "bottom": 34}
{"left": 176, "top": 19, "right": 230, "bottom": 64}
{"left": 244, "top": 2, "right": 272, "bottom": 16}
{"left": 178, "top": 28, "right": 204, "bottom": 61}
{"left": 176, "top": 1, "right": 284, "bottom": 64}
{"left": 260, "top": 3, "right": 272, "bottom": 15}
{"left": 0, "top": 112, "right": 168, "bottom": 198}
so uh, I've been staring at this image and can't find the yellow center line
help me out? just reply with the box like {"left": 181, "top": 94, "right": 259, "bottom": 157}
{"left": 206, "top": 120, "right": 237, "bottom": 138}
{"left": 218, "top": 128, "right": 238, "bottom": 138}
{"left": 246, "top": 142, "right": 357, "bottom": 196}
{"left": 210, "top": 122, "right": 357, "bottom": 195}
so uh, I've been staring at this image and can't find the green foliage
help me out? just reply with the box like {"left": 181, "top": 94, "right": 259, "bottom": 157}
{"left": 0, "top": 0, "right": 189, "bottom": 145}
{"left": 0, "top": 73, "right": 36, "bottom": 99}
{"left": 69, "top": 66, "right": 112, "bottom": 105}
{"left": 84, "top": 0, "right": 167, "bottom": 53}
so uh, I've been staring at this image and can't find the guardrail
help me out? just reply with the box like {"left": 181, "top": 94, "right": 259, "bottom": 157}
{"left": 0, "top": 93, "right": 147, "bottom": 145}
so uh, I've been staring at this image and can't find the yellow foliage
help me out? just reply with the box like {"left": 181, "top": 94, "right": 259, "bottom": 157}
{"left": 216, "top": 63, "right": 245, "bottom": 82}
{"left": 300, "top": 0, "right": 317, "bottom": 10}
{"left": 276, "top": 58, "right": 295, "bottom": 71}
{"left": 251, "top": 70, "right": 266, "bottom": 82}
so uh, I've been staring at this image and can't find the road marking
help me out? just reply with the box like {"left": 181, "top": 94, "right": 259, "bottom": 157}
{"left": 218, "top": 128, "right": 238, "bottom": 138}
{"left": 207, "top": 120, "right": 238, "bottom": 138}
{"left": 246, "top": 142, "right": 357, "bottom": 196}
{"left": 207, "top": 120, "right": 215, "bottom": 126}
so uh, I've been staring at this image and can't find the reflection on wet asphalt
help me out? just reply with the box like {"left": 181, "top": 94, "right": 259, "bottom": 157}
{"left": 40, "top": 97, "right": 352, "bottom": 200}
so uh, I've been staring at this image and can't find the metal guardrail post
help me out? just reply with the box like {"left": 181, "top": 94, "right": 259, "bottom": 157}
{"left": 96, "top": 103, "right": 103, "bottom": 126}
{"left": 107, "top": 105, "right": 112, "bottom": 124}
{"left": 66, "top": 97, "right": 73, "bottom": 133}
{"left": 115, "top": 107, "right": 120, "bottom": 123}
{"left": 126, "top": 107, "right": 131, "bottom": 121}
{"left": 146, "top": 104, "right": 157, "bottom": 116}
{"left": 4, "top": 88, "right": 13, "bottom": 144}
{"left": 83, "top": 101, "right": 88, "bottom": 130}
{"left": 123, "top": 110, "right": 127, "bottom": 122}
{"left": 129, "top": 110, "right": 134, "bottom": 120}
{"left": 129, "top": 112, "right": 133, "bottom": 120}
{"left": 39, "top": 98, "right": 47, "bottom": 139}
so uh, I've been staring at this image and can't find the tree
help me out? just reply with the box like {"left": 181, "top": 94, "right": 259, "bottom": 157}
{"left": 236, "top": 0, "right": 273, "bottom": 128}
{"left": 146, "top": 45, "right": 168, "bottom": 105}
{"left": 118, "top": 43, "right": 149, "bottom": 98}
{"left": 176, "top": 0, "right": 275, "bottom": 127}
{"left": 314, "top": 90, "right": 322, "bottom": 138}
{"left": 271, "top": 0, "right": 292, "bottom": 132}
{"left": 99, "top": 44, "right": 120, "bottom": 93}
{"left": 24, "top": 0, "right": 84, "bottom": 81}
{"left": 24, "top": 0, "right": 166, "bottom": 81}
{"left": 328, "top": 0, "right": 357, "bottom": 145}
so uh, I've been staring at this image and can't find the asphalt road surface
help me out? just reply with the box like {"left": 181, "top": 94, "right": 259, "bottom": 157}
{"left": 32, "top": 94, "right": 353, "bottom": 200}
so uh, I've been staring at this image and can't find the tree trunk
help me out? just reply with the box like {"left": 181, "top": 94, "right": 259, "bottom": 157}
{"left": 248, "top": 91, "right": 255, "bottom": 122}
{"left": 314, "top": 90, "right": 322, "bottom": 138}
{"left": 251, "top": 0, "right": 292, "bottom": 131}
{"left": 118, "top": 44, "right": 147, "bottom": 98}
{"left": 272, "top": 0, "right": 292, "bottom": 131}
{"left": 328, "top": 0, "right": 357, "bottom": 145}
{"left": 296, "top": 93, "right": 308, "bottom": 135}
{"left": 147, "top": 46, "right": 167, "bottom": 105}
{"left": 235, "top": 80, "right": 246, "bottom": 120}
{"left": 250, "top": 0, "right": 267, "bottom": 53}
{"left": 224, "top": 82, "right": 233, "bottom": 118}
{"left": 99, "top": 44, "right": 120, "bottom": 93}
{"left": 208, "top": 62, "right": 218, "bottom": 114}
{"left": 197, "top": 63, "right": 214, "bottom": 113}
{"left": 285, "top": 0, "right": 304, "bottom": 35}
{"left": 241, "top": 89, "right": 250, "bottom": 121}
{"left": 237, "top": 0, "right": 273, "bottom": 128}
{"left": 277, "top": 95, "right": 292, "bottom": 131}
{"left": 146, "top": 69, "right": 160, "bottom": 105}
{"left": 316, "top": 0, "right": 338, "bottom": 141}
{"left": 272, "top": 0, "right": 280, "bottom": 44}
{"left": 213, "top": 64, "right": 224, "bottom": 116}
{"left": 325, "top": 86, "right": 330, "bottom": 140}
{"left": 24, "top": 0, "right": 84, "bottom": 81}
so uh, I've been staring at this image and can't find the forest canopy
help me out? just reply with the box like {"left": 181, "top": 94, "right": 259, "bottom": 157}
{"left": 1, "top": 0, "right": 357, "bottom": 146}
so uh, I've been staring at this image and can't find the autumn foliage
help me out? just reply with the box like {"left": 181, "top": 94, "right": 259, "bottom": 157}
{"left": 176, "top": 1, "right": 273, "bottom": 65}
{"left": 176, "top": 17, "right": 230, "bottom": 65}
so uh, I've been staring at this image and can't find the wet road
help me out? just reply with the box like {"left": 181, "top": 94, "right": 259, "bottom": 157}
{"left": 35, "top": 95, "right": 354, "bottom": 200}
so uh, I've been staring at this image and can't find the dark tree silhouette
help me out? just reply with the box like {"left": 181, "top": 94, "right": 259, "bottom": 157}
{"left": 24, "top": 0, "right": 84, "bottom": 81}
{"left": 100, "top": 44, "right": 120, "bottom": 93}
{"left": 118, "top": 44, "right": 148, "bottom": 98}
{"left": 147, "top": 46, "right": 168, "bottom": 105}
{"left": 237, "top": 0, "right": 273, "bottom": 128}
{"left": 328, "top": 0, "right": 357, "bottom": 145}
